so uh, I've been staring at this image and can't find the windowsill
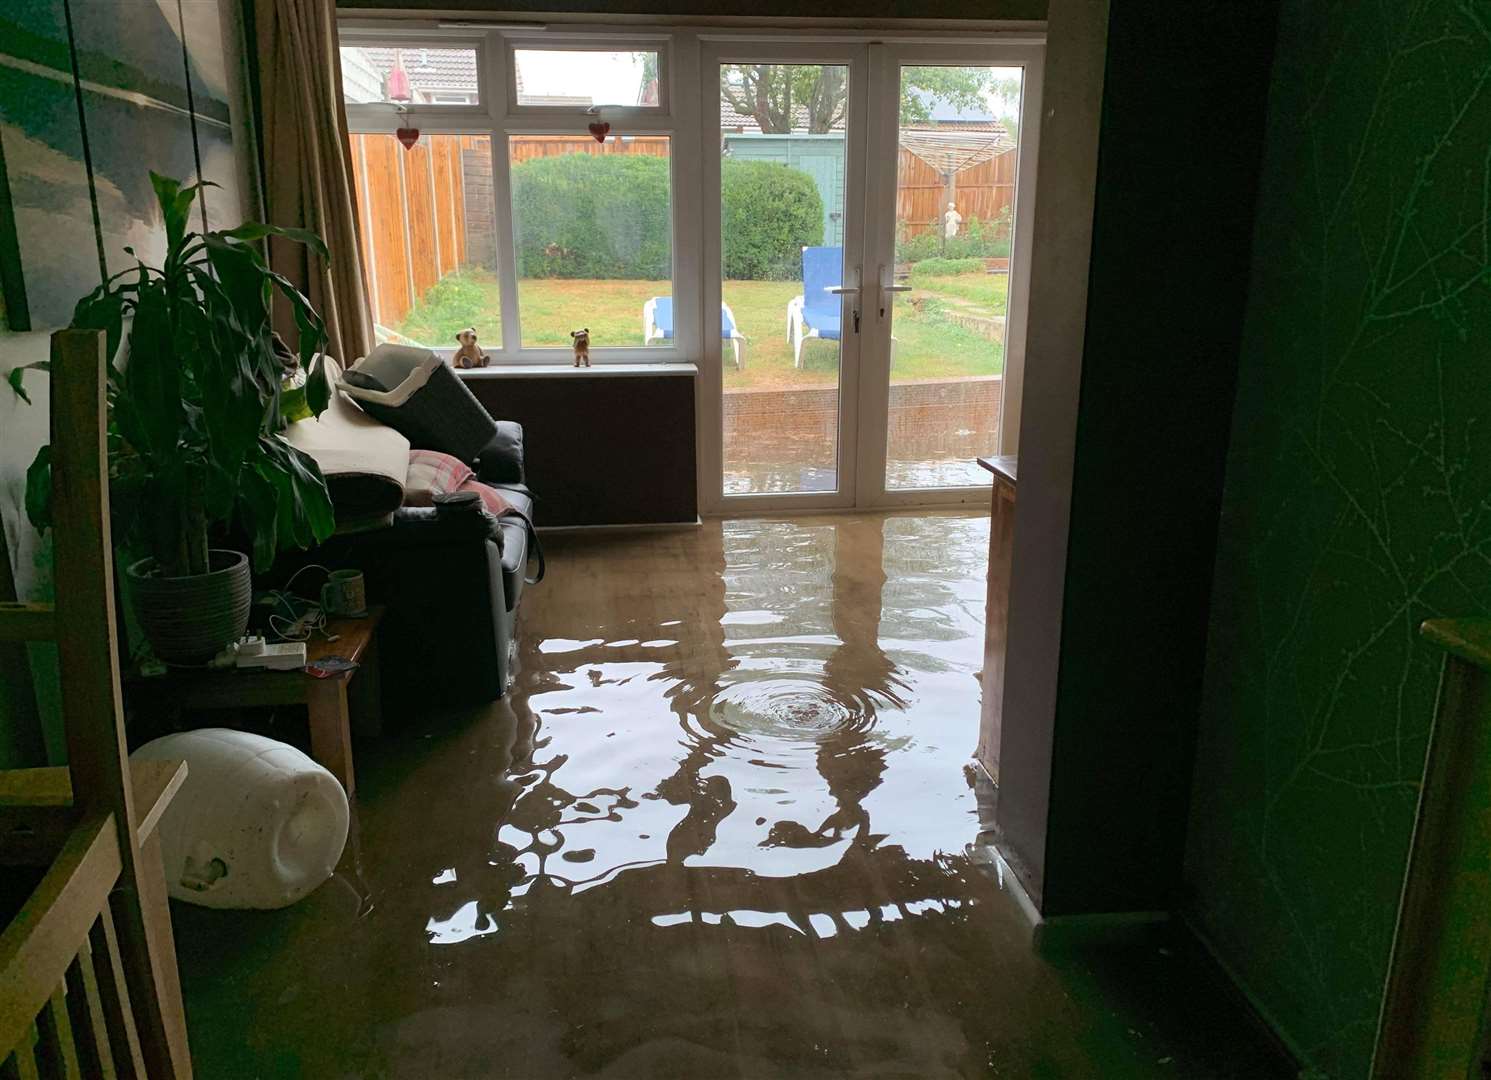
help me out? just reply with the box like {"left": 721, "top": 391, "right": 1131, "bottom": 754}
{"left": 455, "top": 363, "right": 697, "bottom": 378}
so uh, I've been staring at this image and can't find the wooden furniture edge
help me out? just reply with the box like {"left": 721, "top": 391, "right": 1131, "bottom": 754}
{"left": 0, "top": 761, "right": 187, "bottom": 845}
{"left": 1419, "top": 618, "right": 1491, "bottom": 671}
{"left": 0, "top": 602, "right": 55, "bottom": 642}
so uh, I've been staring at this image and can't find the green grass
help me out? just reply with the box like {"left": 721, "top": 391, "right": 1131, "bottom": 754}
{"left": 391, "top": 268, "right": 1006, "bottom": 390}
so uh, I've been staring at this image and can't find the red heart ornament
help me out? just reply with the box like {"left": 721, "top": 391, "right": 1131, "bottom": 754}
{"left": 587, "top": 121, "right": 611, "bottom": 143}
{"left": 396, "top": 126, "right": 420, "bottom": 150}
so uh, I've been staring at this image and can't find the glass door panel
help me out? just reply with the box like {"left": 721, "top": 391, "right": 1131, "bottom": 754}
{"left": 883, "top": 64, "right": 1025, "bottom": 491}
{"left": 719, "top": 63, "right": 853, "bottom": 497}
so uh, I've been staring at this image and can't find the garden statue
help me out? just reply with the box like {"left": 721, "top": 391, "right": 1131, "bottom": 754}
{"left": 453, "top": 327, "right": 490, "bottom": 369}
{"left": 943, "top": 202, "right": 963, "bottom": 239}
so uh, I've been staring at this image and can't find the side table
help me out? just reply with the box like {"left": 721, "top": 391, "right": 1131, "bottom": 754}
{"left": 125, "top": 606, "right": 384, "bottom": 795}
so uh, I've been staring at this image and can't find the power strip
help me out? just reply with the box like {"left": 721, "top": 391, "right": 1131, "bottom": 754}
{"left": 210, "top": 637, "right": 307, "bottom": 671}
{"left": 238, "top": 642, "right": 307, "bottom": 671}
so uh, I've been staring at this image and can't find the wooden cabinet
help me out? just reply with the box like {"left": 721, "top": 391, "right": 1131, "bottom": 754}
{"left": 975, "top": 456, "right": 1017, "bottom": 784}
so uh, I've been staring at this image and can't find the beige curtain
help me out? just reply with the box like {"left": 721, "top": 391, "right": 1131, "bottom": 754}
{"left": 254, "top": 0, "right": 372, "bottom": 365}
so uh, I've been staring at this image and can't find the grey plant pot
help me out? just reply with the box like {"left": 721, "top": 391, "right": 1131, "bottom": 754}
{"left": 127, "top": 549, "right": 252, "bottom": 664}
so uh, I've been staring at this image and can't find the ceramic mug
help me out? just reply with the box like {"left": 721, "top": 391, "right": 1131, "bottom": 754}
{"left": 321, "top": 569, "right": 367, "bottom": 618}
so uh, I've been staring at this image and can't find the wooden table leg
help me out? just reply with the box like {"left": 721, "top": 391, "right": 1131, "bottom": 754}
{"left": 348, "top": 634, "right": 383, "bottom": 738}
{"left": 306, "top": 677, "right": 355, "bottom": 796}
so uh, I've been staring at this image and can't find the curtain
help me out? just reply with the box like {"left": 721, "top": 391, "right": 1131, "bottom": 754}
{"left": 253, "top": 0, "right": 372, "bottom": 365}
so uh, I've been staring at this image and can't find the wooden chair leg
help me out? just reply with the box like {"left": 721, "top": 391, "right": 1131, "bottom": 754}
{"left": 111, "top": 837, "right": 191, "bottom": 1079}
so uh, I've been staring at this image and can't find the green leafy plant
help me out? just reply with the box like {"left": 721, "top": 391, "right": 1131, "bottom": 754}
{"left": 721, "top": 159, "right": 824, "bottom": 281}
{"left": 508, "top": 152, "right": 823, "bottom": 282}
{"left": 27, "top": 173, "right": 337, "bottom": 576}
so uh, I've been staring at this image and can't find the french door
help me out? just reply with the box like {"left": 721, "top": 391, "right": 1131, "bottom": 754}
{"left": 699, "top": 40, "right": 1044, "bottom": 513}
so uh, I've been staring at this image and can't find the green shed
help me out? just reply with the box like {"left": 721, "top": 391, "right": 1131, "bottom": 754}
{"left": 722, "top": 134, "right": 846, "bottom": 247}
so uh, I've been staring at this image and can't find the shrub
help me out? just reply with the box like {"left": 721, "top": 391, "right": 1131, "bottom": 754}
{"left": 721, "top": 159, "right": 824, "bottom": 280}
{"left": 910, "top": 257, "right": 985, "bottom": 278}
{"left": 510, "top": 152, "right": 673, "bottom": 280}
{"left": 898, "top": 205, "right": 1015, "bottom": 264}
{"left": 509, "top": 152, "right": 824, "bottom": 282}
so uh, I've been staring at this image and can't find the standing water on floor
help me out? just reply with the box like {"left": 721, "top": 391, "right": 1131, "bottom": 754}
{"left": 497, "top": 514, "right": 987, "bottom": 897}
{"left": 173, "top": 513, "right": 1293, "bottom": 1079}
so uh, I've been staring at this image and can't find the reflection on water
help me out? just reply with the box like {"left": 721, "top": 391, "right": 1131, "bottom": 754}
{"left": 174, "top": 511, "right": 1293, "bottom": 1079}
{"left": 491, "top": 514, "right": 987, "bottom": 903}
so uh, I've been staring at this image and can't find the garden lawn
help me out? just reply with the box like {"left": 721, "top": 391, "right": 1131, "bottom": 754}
{"left": 393, "top": 269, "right": 1005, "bottom": 390}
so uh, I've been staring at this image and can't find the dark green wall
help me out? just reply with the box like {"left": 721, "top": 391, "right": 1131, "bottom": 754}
{"left": 998, "top": 0, "right": 1279, "bottom": 916}
{"left": 1186, "top": 2, "right": 1491, "bottom": 1076}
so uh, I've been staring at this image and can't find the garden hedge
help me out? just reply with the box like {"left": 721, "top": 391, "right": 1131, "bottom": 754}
{"left": 720, "top": 159, "right": 823, "bottom": 280}
{"left": 509, "top": 152, "right": 823, "bottom": 281}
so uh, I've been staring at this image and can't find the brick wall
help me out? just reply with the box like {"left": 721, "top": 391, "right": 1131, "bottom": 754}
{"left": 462, "top": 149, "right": 497, "bottom": 271}
{"left": 724, "top": 375, "right": 1002, "bottom": 463}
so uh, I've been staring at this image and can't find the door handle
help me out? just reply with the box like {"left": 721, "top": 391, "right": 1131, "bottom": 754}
{"left": 878, "top": 265, "right": 910, "bottom": 317}
{"left": 827, "top": 286, "right": 860, "bottom": 295}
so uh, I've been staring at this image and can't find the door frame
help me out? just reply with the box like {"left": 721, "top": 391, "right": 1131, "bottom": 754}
{"left": 856, "top": 40, "right": 1045, "bottom": 509}
{"left": 696, "top": 36, "right": 1046, "bottom": 515}
{"left": 699, "top": 40, "right": 873, "bottom": 515}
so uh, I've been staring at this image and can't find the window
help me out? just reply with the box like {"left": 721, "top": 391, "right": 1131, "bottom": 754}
{"left": 510, "top": 48, "right": 662, "bottom": 110}
{"left": 340, "top": 45, "right": 482, "bottom": 106}
{"left": 349, "top": 133, "right": 500, "bottom": 351}
{"left": 341, "top": 36, "right": 682, "bottom": 364}
{"left": 509, "top": 136, "right": 673, "bottom": 349}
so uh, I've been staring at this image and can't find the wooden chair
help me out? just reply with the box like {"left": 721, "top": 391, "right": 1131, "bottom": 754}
{"left": 0, "top": 329, "right": 193, "bottom": 1077}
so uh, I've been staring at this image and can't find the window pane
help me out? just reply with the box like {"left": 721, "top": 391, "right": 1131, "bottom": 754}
{"left": 341, "top": 46, "right": 480, "bottom": 106}
{"left": 886, "top": 66, "right": 1023, "bottom": 490}
{"left": 349, "top": 133, "right": 501, "bottom": 353}
{"left": 512, "top": 49, "right": 659, "bottom": 109}
{"left": 509, "top": 136, "right": 672, "bottom": 349}
{"left": 719, "top": 63, "right": 849, "bottom": 496}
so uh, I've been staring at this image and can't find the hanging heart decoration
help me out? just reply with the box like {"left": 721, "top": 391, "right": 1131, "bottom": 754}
{"left": 396, "top": 126, "right": 421, "bottom": 150}
{"left": 587, "top": 121, "right": 611, "bottom": 143}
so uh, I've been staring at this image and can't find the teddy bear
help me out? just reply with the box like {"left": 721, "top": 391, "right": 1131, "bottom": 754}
{"left": 570, "top": 328, "right": 591, "bottom": 368}
{"left": 453, "top": 327, "right": 489, "bottom": 369}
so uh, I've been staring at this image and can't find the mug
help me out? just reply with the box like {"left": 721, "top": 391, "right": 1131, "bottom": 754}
{"left": 321, "top": 569, "right": 367, "bottom": 618}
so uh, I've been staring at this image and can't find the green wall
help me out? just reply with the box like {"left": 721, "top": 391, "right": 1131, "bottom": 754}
{"left": 1186, "top": 2, "right": 1491, "bottom": 1075}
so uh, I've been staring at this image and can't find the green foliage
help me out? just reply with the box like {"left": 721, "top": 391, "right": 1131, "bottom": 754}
{"left": 720, "top": 64, "right": 1012, "bottom": 134}
{"left": 909, "top": 257, "right": 985, "bottom": 278}
{"left": 398, "top": 269, "right": 499, "bottom": 345}
{"left": 721, "top": 160, "right": 824, "bottom": 281}
{"left": 26, "top": 173, "right": 336, "bottom": 576}
{"left": 896, "top": 206, "right": 1014, "bottom": 264}
{"left": 510, "top": 152, "right": 672, "bottom": 280}
{"left": 510, "top": 153, "right": 822, "bottom": 282}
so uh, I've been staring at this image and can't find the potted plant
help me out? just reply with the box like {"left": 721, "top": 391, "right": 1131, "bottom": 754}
{"left": 25, "top": 173, "right": 338, "bottom": 662}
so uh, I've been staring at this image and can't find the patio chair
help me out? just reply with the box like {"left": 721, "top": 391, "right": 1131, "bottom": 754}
{"left": 786, "top": 246, "right": 844, "bottom": 369}
{"left": 642, "top": 297, "right": 746, "bottom": 368}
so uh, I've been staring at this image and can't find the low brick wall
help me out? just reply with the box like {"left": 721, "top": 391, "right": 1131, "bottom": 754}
{"left": 724, "top": 376, "right": 1002, "bottom": 464}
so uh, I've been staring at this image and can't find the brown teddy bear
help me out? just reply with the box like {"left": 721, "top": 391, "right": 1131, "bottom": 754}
{"left": 570, "top": 328, "right": 591, "bottom": 368}
{"left": 453, "top": 327, "right": 490, "bottom": 369}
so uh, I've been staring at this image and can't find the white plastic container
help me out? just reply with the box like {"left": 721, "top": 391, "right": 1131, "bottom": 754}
{"left": 131, "top": 729, "right": 349, "bottom": 909}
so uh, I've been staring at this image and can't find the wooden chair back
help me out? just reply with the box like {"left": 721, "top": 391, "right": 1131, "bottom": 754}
{"left": 0, "top": 329, "right": 192, "bottom": 1077}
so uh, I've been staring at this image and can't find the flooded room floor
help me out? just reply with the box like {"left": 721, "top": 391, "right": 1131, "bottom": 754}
{"left": 174, "top": 512, "right": 1290, "bottom": 1078}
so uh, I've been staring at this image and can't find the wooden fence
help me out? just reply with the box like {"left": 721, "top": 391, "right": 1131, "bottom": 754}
{"left": 896, "top": 144, "right": 1016, "bottom": 238}
{"left": 349, "top": 131, "right": 1014, "bottom": 331}
{"left": 350, "top": 133, "right": 480, "bottom": 329}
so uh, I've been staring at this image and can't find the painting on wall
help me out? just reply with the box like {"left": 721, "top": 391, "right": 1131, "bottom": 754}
{"left": 0, "top": 0, "right": 253, "bottom": 769}
{"left": 0, "top": 0, "right": 251, "bottom": 332}
{"left": 0, "top": 1, "right": 102, "bottom": 330}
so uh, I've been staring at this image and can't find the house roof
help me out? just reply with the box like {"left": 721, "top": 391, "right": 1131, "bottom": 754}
{"left": 358, "top": 46, "right": 479, "bottom": 94}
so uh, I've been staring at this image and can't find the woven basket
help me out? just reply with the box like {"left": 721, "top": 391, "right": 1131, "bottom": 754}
{"left": 127, "top": 549, "right": 252, "bottom": 664}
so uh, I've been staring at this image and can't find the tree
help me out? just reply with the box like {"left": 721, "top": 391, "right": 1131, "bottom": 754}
{"left": 719, "top": 64, "right": 1020, "bottom": 134}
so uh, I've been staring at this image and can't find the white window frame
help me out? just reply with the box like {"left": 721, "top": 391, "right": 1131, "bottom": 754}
{"left": 339, "top": 23, "right": 699, "bottom": 366}
{"left": 337, "top": 20, "right": 1047, "bottom": 513}
{"left": 505, "top": 38, "right": 670, "bottom": 117}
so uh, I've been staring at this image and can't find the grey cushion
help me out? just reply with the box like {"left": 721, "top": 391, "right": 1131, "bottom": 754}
{"left": 342, "top": 345, "right": 498, "bottom": 463}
